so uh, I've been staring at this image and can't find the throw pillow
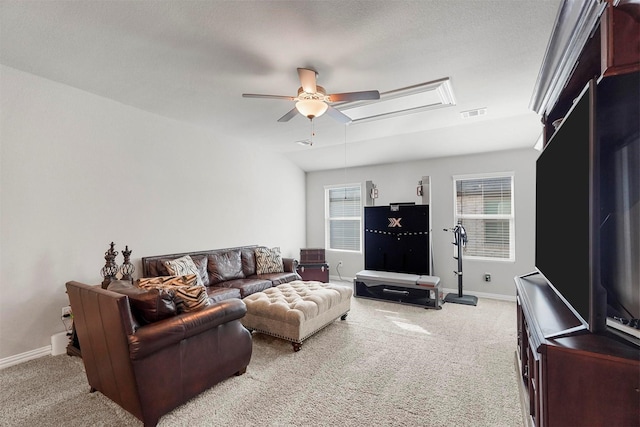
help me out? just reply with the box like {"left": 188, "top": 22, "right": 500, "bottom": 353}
{"left": 137, "top": 274, "right": 211, "bottom": 313}
{"left": 191, "top": 255, "right": 210, "bottom": 287}
{"left": 163, "top": 255, "right": 204, "bottom": 287}
{"left": 107, "top": 279, "right": 177, "bottom": 324}
{"left": 171, "top": 285, "right": 211, "bottom": 313}
{"left": 137, "top": 274, "right": 199, "bottom": 288}
{"left": 255, "top": 246, "right": 284, "bottom": 275}
{"left": 153, "top": 255, "right": 209, "bottom": 286}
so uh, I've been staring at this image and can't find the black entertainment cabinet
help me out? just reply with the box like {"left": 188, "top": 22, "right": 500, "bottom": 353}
{"left": 363, "top": 204, "right": 430, "bottom": 276}
{"left": 521, "top": 1, "right": 640, "bottom": 426}
{"left": 354, "top": 204, "right": 441, "bottom": 309}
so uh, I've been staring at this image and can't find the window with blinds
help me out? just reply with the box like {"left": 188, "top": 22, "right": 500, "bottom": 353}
{"left": 454, "top": 174, "right": 514, "bottom": 260}
{"left": 325, "top": 184, "right": 362, "bottom": 252}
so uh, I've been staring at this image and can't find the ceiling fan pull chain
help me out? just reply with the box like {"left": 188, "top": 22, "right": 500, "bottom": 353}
{"left": 310, "top": 119, "right": 315, "bottom": 146}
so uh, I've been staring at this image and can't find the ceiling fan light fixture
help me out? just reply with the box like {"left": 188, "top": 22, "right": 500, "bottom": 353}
{"left": 295, "top": 99, "right": 328, "bottom": 120}
{"left": 243, "top": 67, "right": 378, "bottom": 123}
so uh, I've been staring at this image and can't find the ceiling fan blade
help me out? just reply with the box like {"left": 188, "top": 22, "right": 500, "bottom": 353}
{"left": 277, "top": 107, "right": 299, "bottom": 122}
{"left": 327, "top": 90, "right": 380, "bottom": 102}
{"left": 326, "top": 105, "right": 352, "bottom": 124}
{"left": 242, "top": 93, "right": 296, "bottom": 100}
{"left": 297, "top": 68, "right": 317, "bottom": 93}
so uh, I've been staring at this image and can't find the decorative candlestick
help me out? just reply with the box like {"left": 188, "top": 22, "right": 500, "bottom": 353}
{"left": 100, "top": 242, "right": 119, "bottom": 289}
{"left": 120, "top": 245, "right": 135, "bottom": 283}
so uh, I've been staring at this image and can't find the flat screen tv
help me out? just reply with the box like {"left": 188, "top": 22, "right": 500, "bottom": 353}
{"left": 535, "top": 79, "right": 607, "bottom": 337}
{"left": 536, "top": 73, "right": 640, "bottom": 345}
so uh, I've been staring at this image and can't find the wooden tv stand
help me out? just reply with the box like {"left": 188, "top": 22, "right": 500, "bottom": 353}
{"left": 515, "top": 273, "right": 639, "bottom": 427}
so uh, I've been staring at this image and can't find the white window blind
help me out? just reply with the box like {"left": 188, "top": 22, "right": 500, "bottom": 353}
{"left": 325, "top": 185, "right": 362, "bottom": 252}
{"left": 454, "top": 174, "right": 514, "bottom": 260}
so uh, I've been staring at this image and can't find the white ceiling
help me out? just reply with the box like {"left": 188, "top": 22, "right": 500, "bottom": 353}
{"left": 0, "top": 0, "right": 561, "bottom": 172}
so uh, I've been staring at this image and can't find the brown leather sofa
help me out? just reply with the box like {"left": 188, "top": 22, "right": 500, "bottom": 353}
{"left": 66, "top": 280, "right": 252, "bottom": 427}
{"left": 141, "top": 245, "right": 301, "bottom": 299}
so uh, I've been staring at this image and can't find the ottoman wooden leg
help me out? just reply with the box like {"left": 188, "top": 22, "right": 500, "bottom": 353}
{"left": 292, "top": 342, "right": 302, "bottom": 352}
{"left": 341, "top": 313, "right": 348, "bottom": 320}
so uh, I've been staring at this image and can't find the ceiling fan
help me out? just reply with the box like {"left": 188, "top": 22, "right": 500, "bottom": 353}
{"left": 242, "top": 68, "right": 380, "bottom": 124}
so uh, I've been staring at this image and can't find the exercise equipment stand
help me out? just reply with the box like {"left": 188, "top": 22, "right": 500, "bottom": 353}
{"left": 443, "top": 224, "right": 477, "bottom": 306}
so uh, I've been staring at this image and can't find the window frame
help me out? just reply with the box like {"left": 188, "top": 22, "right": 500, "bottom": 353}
{"left": 324, "top": 183, "right": 363, "bottom": 253}
{"left": 453, "top": 172, "right": 515, "bottom": 262}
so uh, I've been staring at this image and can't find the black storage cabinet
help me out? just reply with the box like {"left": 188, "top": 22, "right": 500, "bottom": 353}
{"left": 364, "top": 204, "right": 430, "bottom": 275}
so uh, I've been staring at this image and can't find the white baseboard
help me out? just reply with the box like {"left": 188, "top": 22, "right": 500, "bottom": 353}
{"left": 333, "top": 275, "right": 516, "bottom": 302}
{"left": 0, "top": 345, "right": 51, "bottom": 370}
{"left": 441, "top": 287, "right": 516, "bottom": 302}
{"left": 329, "top": 275, "right": 353, "bottom": 285}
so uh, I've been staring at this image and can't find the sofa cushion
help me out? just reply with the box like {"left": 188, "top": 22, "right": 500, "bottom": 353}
{"left": 163, "top": 255, "right": 204, "bottom": 287}
{"left": 107, "top": 279, "right": 177, "bottom": 324}
{"left": 137, "top": 274, "right": 211, "bottom": 313}
{"left": 145, "top": 259, "right": 169, "bottom": 277}
{"left": 255, "top": 246, "right": 284, "bottom": 274}
{"left": 207, "top": 286, "right": 242, "bottom": 303}
{"left": 207, "top": 250, "right": 244, "bottom": 285}
{"left": 255, "top": 271, "right": 300, "bottom": 286}
{"left": 240, "top": 247, "right": 257, "bottom": 277}
{"left": 221, "top": 278, "right": 273, "bottom": 298}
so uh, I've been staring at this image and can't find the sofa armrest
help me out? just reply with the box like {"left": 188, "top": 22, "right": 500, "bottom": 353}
{"left": 283, "top": 257, "right": 298, "bottom": 273}
{"left": 128, "top": 298, "right": 247, "bottom": 360}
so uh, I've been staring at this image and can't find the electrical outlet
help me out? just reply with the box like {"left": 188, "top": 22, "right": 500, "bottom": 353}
{"left": 62, "top": 306, "right": 72, "bottom": 318}
{"left": 484, "top": 273, "right": 491, "bottom": 282}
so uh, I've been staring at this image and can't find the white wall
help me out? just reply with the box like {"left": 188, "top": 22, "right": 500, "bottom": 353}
{"left": 0, "top": 66, "right": 306, "bottom": 359}
{"left": 306, "top": 148, "right": 538, "bottom": 297}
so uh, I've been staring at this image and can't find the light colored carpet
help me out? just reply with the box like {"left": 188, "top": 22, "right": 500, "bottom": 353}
{"left": 0, "top": 295, "right": 522, "bottom": 426}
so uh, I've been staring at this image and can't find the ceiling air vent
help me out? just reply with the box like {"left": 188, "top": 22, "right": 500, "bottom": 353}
{"left": 460, "top": 108, "right": 487, "bottom": 118}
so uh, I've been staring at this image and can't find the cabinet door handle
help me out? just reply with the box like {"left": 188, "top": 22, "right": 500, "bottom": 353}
{"left": 383, "top": 288, "right": 410, "bottom": 296}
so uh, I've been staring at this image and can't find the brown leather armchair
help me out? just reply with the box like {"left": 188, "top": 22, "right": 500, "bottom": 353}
{"left": 66, "top": 281, "right": 252, "bottom": 427}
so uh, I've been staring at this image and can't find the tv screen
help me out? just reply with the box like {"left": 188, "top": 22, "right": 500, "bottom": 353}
{"left": 598, "top": 71, "right": 640, "bottom": 343}
{"left": 535, "top": 82, "right": 595, "bottom": 327}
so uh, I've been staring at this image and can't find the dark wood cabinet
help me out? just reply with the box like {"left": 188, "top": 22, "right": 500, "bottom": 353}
{"left": 297, "top": 263, "right": 329, "bottom": 282}
{"left": 520, "top": 2, "right": 640, "bottom": 425}
{"left": 515, "top": 273, "right": 639, "bottom": 427}
{"left": 531, "top": 0, "right": 639, "bottom": 147}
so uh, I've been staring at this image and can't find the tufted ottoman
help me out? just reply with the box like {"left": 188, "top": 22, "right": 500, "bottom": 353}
{"left": 241, "top": 280, "right": 352, "bottom": 351}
